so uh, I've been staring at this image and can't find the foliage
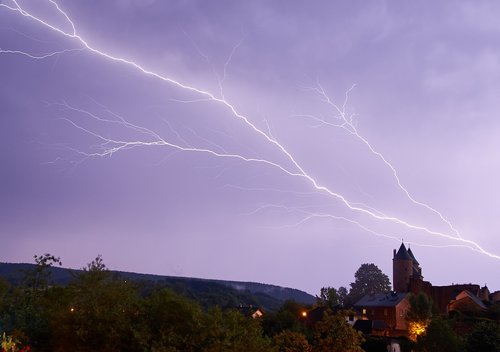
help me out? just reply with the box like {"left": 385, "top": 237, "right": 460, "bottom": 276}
{"left": 273, "top": 330, "right": 311, "bottom": 352}
{"left": 406, "top": 292, "right": 433, "bottom": 340}
{"left": 2, "top": 257, "right": 499, "bottom": 352}
{"left": 407, "top": 292, "right": 433, "bottom": 323}
{"left": 486, "top": 302, "right": 500, "bottom": 321}
{"left": 416, "top": 317, "right": 463, "bottom": 352}
{"left": 201, "top": 307, "right": 273, "bottom": 352}
{"left": 316, "top": 286, "right": 349, "bottom": 309}
{"left": 1, "top": 331, "right": 31, "bottom": 352}
{"left": 261, "top": 300, "right": 309, "bottom": 338}
{"left": 19, "top": 254, "right": 62, "bottom": 293}
{"left": 135, "top": 287, "right": 203, "bottom": 351}
{"left": 1, "top": 332, "right": 18, "bottom": 352}
{"left": 347, "top": 263, "right": 391, "bottom": 305}
{"left": 0, "top": 254, "right": 62, "bottom": 350}
{"left": 316, "top": 287, "right": 339, "bottom": 308}
{"left": 465, "top": 320, "right": 500, "bottom": 352}
{"left": 337, "top": 286, "right": 348, "bottom": 307}
{"left": 51, "top": 256, "right": 142, "bottom": 351}
{"left": 313, "top": 310, "right": 364, "bottom": 352}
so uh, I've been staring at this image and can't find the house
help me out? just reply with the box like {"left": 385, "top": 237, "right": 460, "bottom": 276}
{"left": 447, "top": 290, "right": 486, "bottom": 314}
{"left": 353, "top": 292, "right": 410, "bottom": 337}
{"left": 303, "top": 306, "right": 356, "bottom": 327}
{"left": 237, "top": 305, "right": 264, "bottom": 319}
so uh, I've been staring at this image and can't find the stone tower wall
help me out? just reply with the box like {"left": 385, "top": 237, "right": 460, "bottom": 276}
{"left": 393, "top": 257, "right": 413, "bottom": 292}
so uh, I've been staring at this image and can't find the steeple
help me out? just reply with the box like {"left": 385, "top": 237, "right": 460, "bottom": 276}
{"left": 407, "top": 247, "right": 419, "bottom": 265}
{"left": 394, "top": 243, "right": 412, "bottom": 260}
{"left": 393, "top": 242, "right": 413, "bottom": 292}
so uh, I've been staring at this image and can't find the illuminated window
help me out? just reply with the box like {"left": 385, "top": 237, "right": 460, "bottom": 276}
{"left": 362, "top": 308, "right": 367, "bottom": 315}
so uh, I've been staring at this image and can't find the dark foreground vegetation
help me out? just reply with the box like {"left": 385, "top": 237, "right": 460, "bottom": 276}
{"left": 1, "top": 254, "right": 499, "bottom": 351}
{"left": 0, "top": 254, "right": 359, "bottom": 351}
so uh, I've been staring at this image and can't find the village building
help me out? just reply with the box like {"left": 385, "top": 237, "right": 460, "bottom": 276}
{"left": 353, "top": 242, "right": 500, "bottom": 341}
{"left": 392, "top": 243, "right": 497, "bottom": 314}
{"left": 353, "top": 292, "right": 409, "bottom": 337}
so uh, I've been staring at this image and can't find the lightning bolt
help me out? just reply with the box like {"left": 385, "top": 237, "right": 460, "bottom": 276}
{"left": 295, "top": 82, "right": 463, "bottom": 240}
{"left": 1, "top": 0, "right": 499, "bottom": 260}
{"left": 246, "top": 203, "right": 481, "bottom": 254}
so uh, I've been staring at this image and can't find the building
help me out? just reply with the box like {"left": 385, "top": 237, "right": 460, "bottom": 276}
{"left": 237, "top": 305, "right": 264, "bottom": 319}
{"left": 447, "top": 290, "right": 486, "bottom": 314}
{"left": 353, "top": 292, "right": 410, "bottom": 337}
{"left": 392, "top": 243, "right": 499, "bottom": 314}
{"left": 350, "top": 243, "right": 499, "bottom": 350}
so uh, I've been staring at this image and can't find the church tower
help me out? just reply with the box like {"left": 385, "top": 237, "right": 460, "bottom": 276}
{"left": 393, "top": 243, "right": 413, "bottom": 292}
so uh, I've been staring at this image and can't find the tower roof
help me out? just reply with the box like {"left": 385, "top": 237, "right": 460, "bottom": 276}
{"left": 407, "top": 247, "right": 419, "bottom": 265}
{"left": 394, "top": 243, "right": 412, "bottom": 260}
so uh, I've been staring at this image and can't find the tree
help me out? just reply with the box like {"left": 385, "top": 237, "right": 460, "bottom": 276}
{"left": 0, "top": 253, "right": 62, "bottom": 350}
{"left": 337, "top": 286, "right": 348, "bottom": 307}
{"left": 261, "top": 300, "right": 308, "bottom": 337}
{"left": 313, "top": 310, "right": 364, "bottom": 352}
{"left": 134, "top": 287, "right": 204, "bottom": 351}
{"left": 416, "top": 317, "right": 463, "bottom": 352}
{"left": 273, "top": 330, "right": 311, "bottom": 352}
{"left": 406, "top": 292, "right": 433, "bottom": 340}
{"left": 316, "top": 287, "right": 339, "bottom": 309}
{"left": 347, "top": 263, "right": 391, "bottom": 305}
{"left": 52, "top": 255, "right": 142, "bottom": 352}
{"left": 316, "top": 286, "right": 349, "bottom": 308}
{"left": 465, "top": 321, "right": 500, "bottom": 352}
{"left": 24, "top": 254, "right": 62, "bottom": 292}
{"left": 201, "top": 308, "right": 273, "bottom": 352}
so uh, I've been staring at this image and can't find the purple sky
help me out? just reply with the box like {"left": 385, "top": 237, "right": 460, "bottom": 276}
{"left": 1, "top": 0, "right": 500, "bottom": 295}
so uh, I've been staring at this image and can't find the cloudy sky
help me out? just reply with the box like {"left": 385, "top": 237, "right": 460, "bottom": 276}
{"left": 1, "top": 0, "right": 500, "bottom": 295}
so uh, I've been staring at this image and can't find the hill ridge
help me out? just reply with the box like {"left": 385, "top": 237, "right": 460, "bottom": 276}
{"left": 0, "top": 262, "right": 315, "bottom": 310}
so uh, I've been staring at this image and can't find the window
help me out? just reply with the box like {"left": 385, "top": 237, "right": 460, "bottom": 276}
{"left": 362, "top": 308, "right": 367, "bottom": 315}
{"left": 384, "top": 308, "right": 388, "bottom": 316}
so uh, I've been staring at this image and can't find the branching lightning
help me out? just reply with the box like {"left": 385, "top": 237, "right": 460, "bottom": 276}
{"left": 296, "top": 82, "right": 463, "bottom": 240}
{"left": 247, "top": 203, "right": 482, "bottom": 254}
{"left": 1, "top": 0, "right": 499, "bottom": 260}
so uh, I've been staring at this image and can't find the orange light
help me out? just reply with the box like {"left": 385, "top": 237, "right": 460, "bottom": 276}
{"left": 70, "top": 307, "right": 75, "bottom": 312}
{"left": 408, "top": 321, "right": 427, "bottom": 341}
{"left": 301, "top": 311, "right": 307, "bottom": 317}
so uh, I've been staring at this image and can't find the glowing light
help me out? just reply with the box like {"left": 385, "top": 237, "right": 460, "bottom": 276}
{"left": 408, "top": 321, "right": 427, "bottom": 341}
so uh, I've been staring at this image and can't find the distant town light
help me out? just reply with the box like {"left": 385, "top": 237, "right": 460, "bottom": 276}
{"left": 301, "top": 311, "right": 307, "bottom": 317}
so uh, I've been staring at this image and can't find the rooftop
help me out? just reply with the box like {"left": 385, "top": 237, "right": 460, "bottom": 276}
{"left": 354, "top": 292, "right": 409, "bottom": 307}
{"left": 394, "top": 243, "right": 412, "bottom": 261}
